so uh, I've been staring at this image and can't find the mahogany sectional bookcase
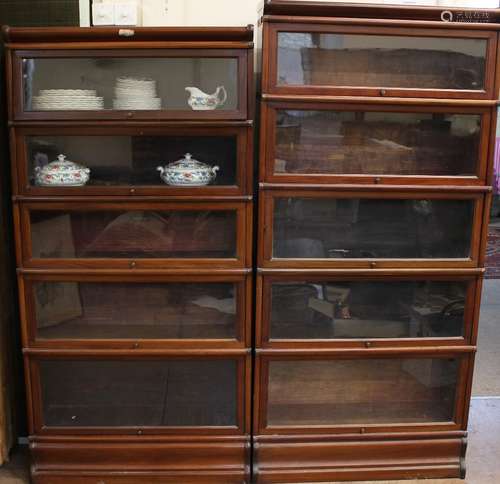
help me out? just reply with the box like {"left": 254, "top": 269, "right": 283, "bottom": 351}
{"left": 4, "top": 26, "right": 254, "bottom": 483}
{"left": 3, "top": 2, "right": 500, "bottom": 483}
{"left": 254, "top": 1, "right": 499, "bottom": 482}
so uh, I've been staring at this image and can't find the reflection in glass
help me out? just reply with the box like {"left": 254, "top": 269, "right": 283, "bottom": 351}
{"left": 275, "top": 110, "right": 481, "bottom": 176}
{"left": 270, "top": 281, "right": 466, "bottom": 339}
{"left": 278, "top": 32, "right": 486, "bottom": 90}
{"left": 273, "top": 198, "right": 473, "bottom": 259}
{"left": 34, "top": 281, "right": 237, "bottom": 340}
{"left": 27, "top": 135, "right": 237, "bottom": 187}
{"left": 30, "top": 210, "right": 237, "bottom": 259}
{"left": 40, "top": 359, "right": 237, "bottom": 427}
{"left": 268, "top": 358, "right": 459, "bottom": 426}
{"left": 23, "top": 57, "right": 238, "bottom": 111}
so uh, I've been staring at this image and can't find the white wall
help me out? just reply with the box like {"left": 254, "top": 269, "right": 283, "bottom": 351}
{"left": 141, "top": 0, "right": 259, "bottom": 27}
{"left": 139, "top": 0, "right": 499, "bottom": 27}
{"left": 84, "top": 0, "right": 500, "bottom": 28}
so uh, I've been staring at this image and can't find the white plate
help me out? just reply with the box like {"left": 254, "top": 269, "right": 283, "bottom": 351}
{"left": 33, "top": 106, "right": 104, "bottom": 111}
{"left": 113, "top": 104, "right": 161, "bottom": 108}
{"left": 34, "top": 97, "right": 104, "bottom": 102}
{"left": 114, "top": 92, "right": 157, "bottom": 98}
{"left": 33, "top": 100, "right": 104, "bottom": 106}
{"left": 33, "top": 102, "right": 104, "bottom": 107}
{"left": 113, "top": 98, "right": 161, "bottom": 104}
{"left": 35, "top": 96, "right": 99, "bottom": 102}
{"left": 113, "top": 103, "right": 161, "bottom": 110}
{"left": 116, "top": 77, "right": 155, "bottom": 84}
{"left": 113, "top": 98, "right": 161, "bottom": 103}
{"left": 33, "top": 98, "right": 104, "bottom": 104}
{"left": 39, "top": 89, "right": 97, "bottom": 96}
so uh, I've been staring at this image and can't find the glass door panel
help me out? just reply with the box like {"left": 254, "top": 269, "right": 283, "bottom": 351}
{"left": 38, "top": 359, "right": 238, "bottom": 428}
{"left": 25, "top": 133, "right": 240, "bottom": 191}
{"left": 272, "top": 108, "right": 483, "bottom": 180}
{"left": 276, "top": 30, "right": 488, "bottom": 94}
{"left": 22, "top": 55, "right": 240, "bottom": 116}
{"left": 31, "top": 209, "right": 236, "bottom": 259}
{"left": 31, "top": 281, "right": 240, "bottom": 341}
{"left": 266, "top": 358, "right": 460, "bottom": 427}
{"left": 272, "top": 197, "right": 475, "bottom": 261}
{"left": 268, "top": 280, "right": 468, "bottom": 340}
{"left": 24, "top": 203, "right": 245, "bottom": 267}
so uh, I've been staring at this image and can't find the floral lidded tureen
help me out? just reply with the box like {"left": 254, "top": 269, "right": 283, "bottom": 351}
{"left": 34, "top": 154, "right": 91, "bottom": 187}
{"left": 157, "top": 153, "right": 219, "bottom": 187}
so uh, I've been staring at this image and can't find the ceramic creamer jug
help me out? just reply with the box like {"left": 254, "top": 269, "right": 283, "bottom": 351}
{"left": 185, "top": 86, "right": 227, "bottom": 110}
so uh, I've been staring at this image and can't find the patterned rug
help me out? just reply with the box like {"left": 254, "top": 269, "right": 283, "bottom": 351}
{"left": 486, "top": 224, "right": 500, "bottom": 279}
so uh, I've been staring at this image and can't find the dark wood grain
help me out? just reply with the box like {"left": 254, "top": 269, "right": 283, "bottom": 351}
{"left": 258, "top": 188, "right": 486, "bottom": 270}
{"left": 263, "top": 22, "right": 498, "bottom": 100}
{"left": 260, "top": 100, "right": 494, "bottom": 187}
{"left": 12, "top": 124, "right": 253, "bottom": 197}
{"left": 5, "top": 26, "right": 255, "bottom": 483}
{"left": 9, "top": 48, "right": 249, "bottom": 122}
{"left": 19, "top": 272, "right": 252, "bottom": 350}
{"left": 3, "top": 25, "right": 254, "bottom": 43}
{"left": 30, "top": 435, "right": 251, "bottom": 483}
{"left": 254, "top": 3, "right": 496, "bottom": 482}
{"left": 256, "top": 272, "right": 480, "bottom": 349}
{"left": 262, "top": 1, "right": 500, "bottom": 23}
{"left": 253, "top": 435, "right": 464, "bottom": 482}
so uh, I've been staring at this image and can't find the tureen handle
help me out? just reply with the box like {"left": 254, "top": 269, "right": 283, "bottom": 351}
{"left": 216, "top": 86, "right": 227, "bottom": 107}
{"left": 184, "top": 153, "right": 192, "bottom": 160}
{"left": 157, "top": 166, "right": 165, "bottom": 174}
{"left": 212, "top": 165, "right": 220, "bottom": 174}
{"left": 57, "top": 154, "right": 66, "bottom": 162}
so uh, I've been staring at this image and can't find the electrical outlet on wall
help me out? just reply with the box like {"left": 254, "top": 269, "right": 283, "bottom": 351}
{"left": 115, "top": 2, "right": 139, "bottom": 25}
{"left": 92, "top": 1, "right": 115, "bottom": 25}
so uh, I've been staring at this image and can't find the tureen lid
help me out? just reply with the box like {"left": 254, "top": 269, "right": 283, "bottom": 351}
{"left": 166, "top": 153, "right": 210, "bottom": 171}
{"left": 37, "top": 154, "right": 89, "bottom": 174}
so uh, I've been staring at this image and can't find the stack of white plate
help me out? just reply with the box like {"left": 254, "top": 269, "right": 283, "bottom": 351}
{"left": 112, "top": 77, "right": 162, "bottom": 110}
{"left": 32, "top": 89, "right": 104, "bottom": 110}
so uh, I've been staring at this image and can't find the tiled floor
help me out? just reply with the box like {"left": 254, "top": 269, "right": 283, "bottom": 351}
{"left": 0, "top": 448, "right": 28, "bottom": 484}
{"left": 1, "top": 281, "right": 499, "bottom": 484}
{"left": 327, "top": 399, "right": 500, "bottom": 484}
{"left": 473, "top": 280, "right": 500, "bottom": 396}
